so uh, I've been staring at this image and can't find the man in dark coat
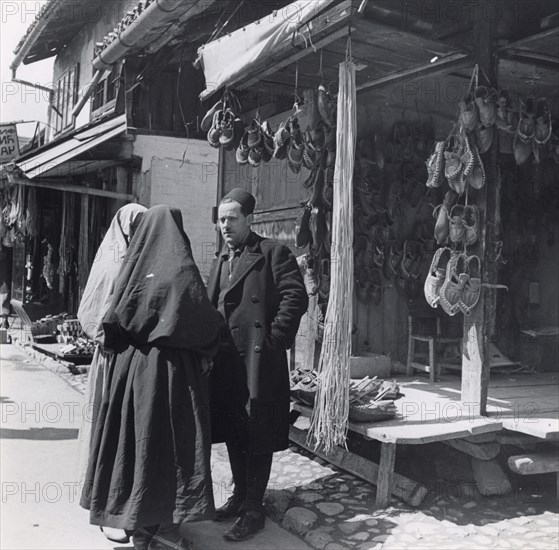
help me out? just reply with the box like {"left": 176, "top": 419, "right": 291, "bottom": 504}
{"left": 207, "top": 188, "right": 308, "bottom": 541}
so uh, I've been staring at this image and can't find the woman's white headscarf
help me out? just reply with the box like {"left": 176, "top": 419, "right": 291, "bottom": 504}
{"left": 77, "top": 203, "right": 147, "bottom": 345}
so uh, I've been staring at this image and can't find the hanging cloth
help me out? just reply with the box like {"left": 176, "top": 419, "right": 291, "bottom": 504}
{"left": 308, "top": 54, "right": 356, "bottom": 453}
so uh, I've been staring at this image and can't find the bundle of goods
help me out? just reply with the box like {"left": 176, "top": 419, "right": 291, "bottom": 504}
{"left": 348, "top": 377, "right": 402, "bottom": 423}
{"left": 30, "top": 314, "right": 68, "bottom": 342}
{"left": 59, "top": 338, "right": 96, "bottom": 358}
{"left": 290, "top": 370, "right": 404, "bottom": 424}
{"left": 290, "top": 369, "right": 318, "bottom": 407}
{"left": 56, "top": 319, "right": 86, "bottom": 344}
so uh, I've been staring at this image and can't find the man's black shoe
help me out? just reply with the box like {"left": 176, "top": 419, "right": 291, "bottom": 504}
{"left": 214, "top": 496, "right": 242, "bottom": 522}
{"left": 223, "top": 511, "right": 265, "bottom": 542}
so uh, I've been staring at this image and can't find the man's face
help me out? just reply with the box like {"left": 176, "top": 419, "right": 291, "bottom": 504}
{"left": 218, "top": 201, "right": 251, "bottom": 247}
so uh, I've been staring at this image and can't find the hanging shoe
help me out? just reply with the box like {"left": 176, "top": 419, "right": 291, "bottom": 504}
{"left": 236, "top": 129, "right": 250, "bottom": 165}
{"left": 219, "top": 109, "right": 237, "bottom": 149}
{"left": 248, "top": 144, "right": 264, "bottom": 168}
{"left": 261, "top": 121, "right": 275, "bottom": 162}
{"left": 287, "top": 119, "right": 304, "bottom": 173}
{"left": 517, "top": 98, "right": 536, "bottom": 143}
{"left": 424, "top": 247, "right": 452, "bottom": 308}
{"left": 463, "top": 205, "right": 480, "bottom": 246}
{"left": 247, "top": 118, "right": 263, "bottom": 149}
{"left": 425, "top": 141, "right": 445, "bottom": 188}
{"left": 273, "top": 119, "right": 291, "bottom": 160}
{"left": 444, "top": 132, "right": 465, "bottom": 194}
{"left": 439, "top": 253, "right": 469, "bottom": 316}
{"left": 534, "top": 98, "right": 552, "bottom": 145}
{"left": 383, "top": 242, "right": 403, "bottom": 281}
{"left": 475, "top": 123, "right": 493, "bottom": 154}
{"left": 448, "top": 204, "right": 466, "bottom": 244}
{"left": 513, "top": 131, "right": 533, "bottom": 165}
{"left": 433, "top": 190, "right": 458, "bottom": 245}
{"left": 458, "top": 93, "right": 479, "bottom": 132}
{"left": 495, "top": 89, "right": 514, "bottom": 132}
{"left": 200, "top": 100, "right": 222, "bottom": 132}
{"left": 295, "top": 204, "right": 312, "bottom": 248}
{"left": 474, "top": 85, "right": 497, "bottom": 127}
{"left": 317, "top": 83, "right": 337, "bottom": 128}
{"left": 466, "top": 142, "right": 486, "bottom": 189}
{"left": 458, "top": 255, "right": 482, "bottom": 315}
{"left": 207, "top": 110, "right": 223, "bottom": 148}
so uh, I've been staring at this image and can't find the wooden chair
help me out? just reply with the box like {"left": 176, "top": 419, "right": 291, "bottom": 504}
{"left": 406, "top": 304, "right": 462, "bottom": 382}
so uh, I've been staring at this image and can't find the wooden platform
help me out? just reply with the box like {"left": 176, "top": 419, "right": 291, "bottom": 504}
{"left": 290, "top": 372, "right": 559, "bottom": 508}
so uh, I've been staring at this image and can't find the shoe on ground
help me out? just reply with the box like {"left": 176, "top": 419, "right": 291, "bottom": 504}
{"left": 223, "top": 511, "right": 265, "bottom": 542}
{"left": 215, "top": 495, "right": 242, "bottom": 522}
{"left": 148, "top": 523, "right": 190, "bottom": 550}
{"left": 101, "top": 526, "right": 130, "bottom": 544}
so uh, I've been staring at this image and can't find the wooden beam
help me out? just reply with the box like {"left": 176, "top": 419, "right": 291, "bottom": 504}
{"left": 497, "top": 26, "right": 559, "bottom": 53}
{"left": 235, "top": 0, "right": 354, "bottom": 90}
{"left": 461, "top": 17, "right": 499, "bottom": 416}
{"left": 8, "top": 176, "right": 135, "bottom": 201}
{"left": 356, "top": 53, "right": 472, "bottom": 93}
{"left": 508, "top": 453, "right": 559, "bottom": 475}
{"left": 289, "top": 425, "right": 427, "bottom": 507}
{"left": 238, "top": 27, "right": 351, "bottom": 91}
{"left": 499, "top": 49, "right": 559, "bottom": 69}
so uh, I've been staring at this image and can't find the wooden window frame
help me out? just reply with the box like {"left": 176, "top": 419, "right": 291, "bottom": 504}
{"left": 91, "top": 62, "right": 122, "bottom": 119}
{"left": 51, "top": 64, "right": 80, "bottom": 136}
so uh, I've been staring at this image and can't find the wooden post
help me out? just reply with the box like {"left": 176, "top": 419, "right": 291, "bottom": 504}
{"left": 376, "top": 442, "right": 396, "bottom": 507}
{"left": 461, "top": 18, "right": 500, "bottom": 416}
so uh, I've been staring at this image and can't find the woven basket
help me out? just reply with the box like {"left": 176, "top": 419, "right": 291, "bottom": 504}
{"left": 348, "top": 402, "right": 397, "bottom": 423}
{"left": 290, "top": 388, "right": 317, "bottom": 407}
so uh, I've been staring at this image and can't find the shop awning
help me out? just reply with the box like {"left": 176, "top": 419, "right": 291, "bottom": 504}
{"left": 197, "top": 0, "right": 340, "bottom": 99}
{"left": 16, "top": 115, "right": 127, "bottom": 180}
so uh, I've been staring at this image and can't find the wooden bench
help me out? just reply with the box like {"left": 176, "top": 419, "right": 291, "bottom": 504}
{"left": 508, "top": 452, "right": 559, "bottom": 502}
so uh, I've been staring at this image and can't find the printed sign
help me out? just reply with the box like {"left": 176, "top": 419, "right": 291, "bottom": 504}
{"left": 0, "top": 125, "right": 20, "bottom": 163}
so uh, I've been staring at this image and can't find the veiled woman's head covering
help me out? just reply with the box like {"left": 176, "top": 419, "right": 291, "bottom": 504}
{"left": 78, "top": 203, "right": 147, "bottom": 344}
{"left": 102, "top": 204, "right": 223, "bottom": 354}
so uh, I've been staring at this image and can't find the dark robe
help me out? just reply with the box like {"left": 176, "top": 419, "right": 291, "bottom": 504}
{"left": 80, "top": 205, "right": 224, "bottom": 530}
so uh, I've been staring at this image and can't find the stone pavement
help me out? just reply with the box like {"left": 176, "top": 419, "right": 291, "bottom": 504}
{"left": 3, "top": 341, "right": 559, "bottom": 550}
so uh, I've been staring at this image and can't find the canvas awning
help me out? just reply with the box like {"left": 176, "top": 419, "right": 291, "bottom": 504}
{"left": 16, "top": 115, "right": 127, "bottom": 180}
{"left": 197, "top": 0, "right": 339, "bottom": 99}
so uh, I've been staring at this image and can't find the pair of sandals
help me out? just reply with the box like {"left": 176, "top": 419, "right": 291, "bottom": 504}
{"left": 236, "top": 119, "right": 274, "bottom": 167}
{"left": 458, "top": 86, "right": 496, "bottom": 152}
{"left": 206, "top": 106, "right": 243, "bottom": 150}
{"left": 273, "top": 117, "right": 306, "bottom": 173}
{"left": 424, "top": 249, "right": 482, "bottom": 316}
{"left": 444, "top": 129, "right": 485, "bottom": 193}
{"left": 514, "top": 97, "right": 552, "bottom": 165}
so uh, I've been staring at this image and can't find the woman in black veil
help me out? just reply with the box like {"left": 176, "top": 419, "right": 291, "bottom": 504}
{"left": 81, "top": 205, "right": 224, "bottom": 550}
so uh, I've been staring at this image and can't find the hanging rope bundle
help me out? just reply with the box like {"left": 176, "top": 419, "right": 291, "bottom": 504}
{"left": 308, "top": 46, "right": 356, "bottom": 454}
